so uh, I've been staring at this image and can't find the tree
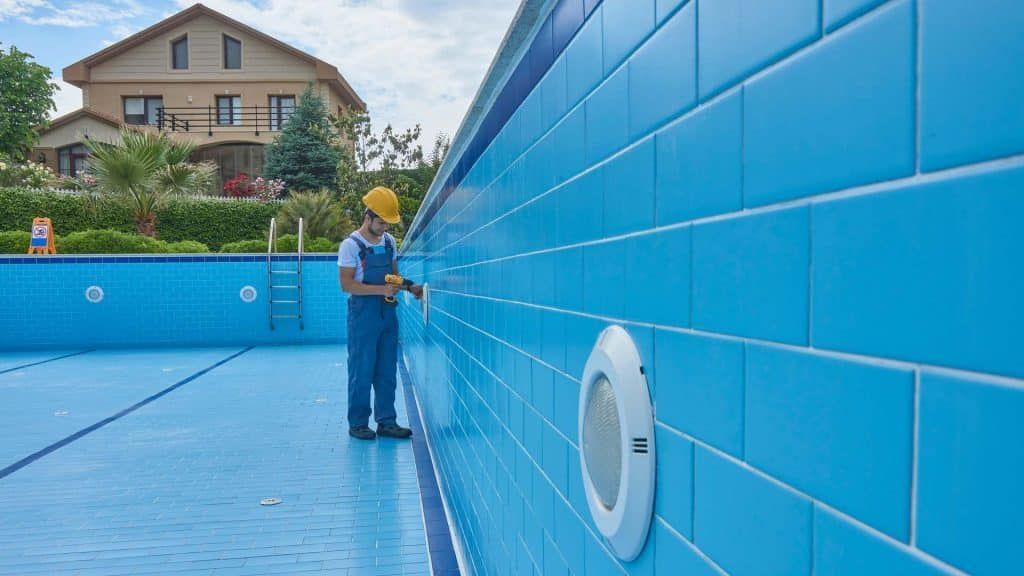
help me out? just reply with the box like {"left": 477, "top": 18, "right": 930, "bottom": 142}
{"left": 0, "top": 44, "right": 57, "bottom": 160}
{"left": 85, "top": 130, "right": 216, "bottom": 236}
{"left": 264, "top": 85, "right": 339, "bottom": 191}
{"left": 277, "top": 190, "right": 353, "bottom": 241}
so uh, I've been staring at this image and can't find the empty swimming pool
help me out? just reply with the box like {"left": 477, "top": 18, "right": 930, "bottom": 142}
{"left": 0, "top": 345, "right": 454, "bottom": 576}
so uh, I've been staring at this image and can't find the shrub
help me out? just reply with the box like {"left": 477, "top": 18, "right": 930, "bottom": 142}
{"left": 151, "top": 196, "right": 277, "bottom": 250}
{"left": 305, "top": 237, "right": 334, "bottom": 252}
{"left": 164, "top": 240, "right": 209, "bottom": 253}
{"left": 53, "top": 229, "right": 208, "bottom": 254}
{"left": 220, "top": 239, "right": 266, "bottom": 253}
{"left": 57, "top": 230, "right": 167, "bottom": 254}
{"left": 0, "top": 230, "right": 30, "bottom": 253}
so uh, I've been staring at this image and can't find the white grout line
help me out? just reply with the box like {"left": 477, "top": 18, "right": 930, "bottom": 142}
{"left": 655, "top": 516, "right": 729, "bottom": 576}
{"left": 910, "top": 368, "right": 921, "bottom": 547}
{"left": 430, "top": 287, "right": 1024, "bottom": 388}
{"left": 411, "top": 151, "right": 1024, "bottom": 280}
{"left": 655, "top": 421, "right": 967, "bottom": 576}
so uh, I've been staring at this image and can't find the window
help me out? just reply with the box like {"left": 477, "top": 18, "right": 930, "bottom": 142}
{"left": 223, "top": 35, "right": 241, "bottom": 69}
{"left": 123, "top": 96, "right": 163, "bottom": 125}
{"left": 58, "top": 143, "right": 89, "bottom": 177}
{"left": 268, "top": 95, "right": 295, "bottom": 130}
{"left": 171, "top": 36, "right": 188, "bottom": 69}
{"left": 217, "top": 95, "right": 242, "bottom": 125}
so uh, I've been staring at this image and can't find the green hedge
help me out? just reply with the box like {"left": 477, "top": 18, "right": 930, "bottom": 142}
{"left": 0, "top": 188, "right": 277, "bottom": 250}
{"left": 220, "top": 235, "right": 338, "bottom": 253}
{"left": 0, "top": 230, "right": 30, "bottom": 253}
{"left": 56, "top": 230, "right": 210, "bottom": 254}
{"left": 0, "top": 229, "right": 210, "bottom": 254}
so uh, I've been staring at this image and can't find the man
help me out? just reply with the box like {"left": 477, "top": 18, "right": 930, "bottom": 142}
{"left": 338, "top": 186, "right": 422, "bottom": 440}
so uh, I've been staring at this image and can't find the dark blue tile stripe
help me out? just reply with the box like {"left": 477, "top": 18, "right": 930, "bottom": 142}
{"left": 0, "top": 346, "right": 253, "bottom": 480}
{"left": 398, "top": 347, "right": 461, "bottom": 576}
{"left": 0, "top": 349, "right": 94, "bottom": 375}
{"left": 404, "top": 0, "right": 595, "bottom": 250}
{"left": 0, "top": 255, "right": 337, "bottom": 265}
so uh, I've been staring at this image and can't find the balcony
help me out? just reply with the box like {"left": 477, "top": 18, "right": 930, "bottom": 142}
{"left": 156, "top": 106, "right": 289, "bottom": 137}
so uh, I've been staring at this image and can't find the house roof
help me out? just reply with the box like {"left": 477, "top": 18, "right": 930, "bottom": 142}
{"left": 62, "top": 3, "right": 366, "bottom": 111}
{"left": 39, "top": 107, "right": 124, "bottom": 134}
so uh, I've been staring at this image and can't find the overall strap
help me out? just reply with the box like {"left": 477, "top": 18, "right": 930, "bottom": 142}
{"left": 349, "top": 233, "right": 369, "bottom": 269}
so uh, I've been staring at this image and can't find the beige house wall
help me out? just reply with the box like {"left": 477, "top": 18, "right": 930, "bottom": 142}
{"left": 86, "top": 80, "right": 332, "bottom": 147}
{"left": 89, "top": 14, "right": 317, "bottom": 82}
{"left": 35, "top": 116, "right": 121, "bottom": 149}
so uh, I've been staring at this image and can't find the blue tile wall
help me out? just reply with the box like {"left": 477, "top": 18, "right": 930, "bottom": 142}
{"left": 917, "top": 372, "right": 1024, "bottom": 575}
{"left": 0, "top": 256, "right": 345, "bottom": 349}
{"left": 397, "top": 0, "right": 1022, "bottom": 573}
{"left": 919, "top": 0, "right": 1024, "bottom": 171}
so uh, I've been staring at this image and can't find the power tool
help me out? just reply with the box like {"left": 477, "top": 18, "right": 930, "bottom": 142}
{"left": 384, "top": 274, "right": 414, "bottom": 304}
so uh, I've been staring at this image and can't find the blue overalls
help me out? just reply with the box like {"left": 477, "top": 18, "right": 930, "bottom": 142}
{"left": 346, "top": 233, "right": 399, "bottom": 428}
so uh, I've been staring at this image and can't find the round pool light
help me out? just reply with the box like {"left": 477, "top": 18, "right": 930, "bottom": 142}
{"left": 85, "top": 285, "right": 104, "bottom": 303}
{"left": 578, "top": 325, "right": 655, "bottom": 561}
{"left": 239, "top": 285, "right": 257, "bottom": 303}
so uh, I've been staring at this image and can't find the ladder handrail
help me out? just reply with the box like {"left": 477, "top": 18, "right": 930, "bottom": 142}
{"left": 267, "top": 217, "right": 276, "bottom": 330}
{"left": 266, "top": 216, "right": 304, "bottom": 331}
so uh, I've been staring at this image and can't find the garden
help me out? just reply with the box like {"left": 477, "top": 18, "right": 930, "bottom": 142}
{"left": 0, "top": 45, "right": 446, "bottom": 255}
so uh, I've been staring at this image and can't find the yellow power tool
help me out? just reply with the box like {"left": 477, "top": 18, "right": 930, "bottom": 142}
{"left": 384, "top": 274, "right": 414, "bottom": 304}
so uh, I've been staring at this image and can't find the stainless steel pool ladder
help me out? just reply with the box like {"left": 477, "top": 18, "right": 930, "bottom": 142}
{"left": 266, "top": 217, "right": 304, "bottom": 330}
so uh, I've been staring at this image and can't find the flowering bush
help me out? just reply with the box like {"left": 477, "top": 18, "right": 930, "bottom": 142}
{"left": 223, "top": 173, "right": 252, "bottom": 197}
{"left": 0, "top": 156, "right": 57, "bottom": 188}
{"left": 56, "top": 173, "right": 98, "bottom": 191}
{"left": 222, "top": 173, "right": 286, "bottom": 202}
{"left": 251, "top": 176, "right": 286, "bottom": 202}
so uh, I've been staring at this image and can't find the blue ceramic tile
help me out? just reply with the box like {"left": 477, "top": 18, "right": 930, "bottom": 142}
{"left": 812, "top": 164, "right": 1024, "bottom": 378}
{"left": 917, "top": 372, "right": 1024, "bottom": 575}
{"left": 654, "top": 426, "right": 694, "bottom": 538}
{"left": 920, "top": 0, "right": 1024, "bottom": 171}
{"left": 602, "top": 0, "right": 656, "bottom": 75}
{"left": 698, "top": 0, "right": 820, "bottom": 99}
{"left": 585, "top": 65, "right": 630, "bottom": 163}
{"left": 814, "top": 506, "right": 947, "bottom": 575}
{"left": 746, "top": 345, "right": 914, "bottom": 540}
{"left": 694, "top": 447, "right": 812, "bottom": 576}
{"left": 623, "top": 226, "right": 690, "bottom": 327}
{"left": 603, "top": 138, "right": 656, "bottom": 237}
{"left": 566, "top": 6, "right": 604, "bottom": 107}
{"left": 653, "top": 520, "right": 719, "bottom": 576}
{"left": 654, "top": 329, "right": 743, "bottom": 456}
{"left": 655, "top": 89, "right": 743, "bottom": 225}
{"left": 628, "top": 1, "right": 697, "bottom": 138}
{"left": 743, "top": 0, "right": 914, "bottom": 206}
{"left": 691, "top": 206, "right": 810, "bottom": 344}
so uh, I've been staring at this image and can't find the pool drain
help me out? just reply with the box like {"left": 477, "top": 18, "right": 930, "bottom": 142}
{"left": 260, "top": 498, "right": 281, "bottom": 506}
{"left": 315, "top": 398, "right": 327, "bottom": 404}
{"left": 54, "top": 410, "right": 69, "bottom": 416}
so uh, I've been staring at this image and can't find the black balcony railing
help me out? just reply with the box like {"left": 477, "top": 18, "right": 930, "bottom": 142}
{"left": 156, "top": 106, "right": 291, "bottom": 136}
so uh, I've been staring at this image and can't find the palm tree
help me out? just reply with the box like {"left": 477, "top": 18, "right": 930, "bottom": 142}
{"left": 85, "top": 130, "right": 215, "bottom": 236}
{"left": 277, "top": 190, "right": 352, "bottom": 241}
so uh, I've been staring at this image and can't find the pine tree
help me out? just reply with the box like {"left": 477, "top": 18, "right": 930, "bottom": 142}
{"left": 263, "top": 85, "right": 339, "bottom": 191}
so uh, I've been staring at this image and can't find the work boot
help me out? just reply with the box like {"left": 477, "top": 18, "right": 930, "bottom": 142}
{"left": 377, "top": 423, "right": 413, "bottom": 439}
{"left": 349, "top": 425, "right": 376, "bottom": 440}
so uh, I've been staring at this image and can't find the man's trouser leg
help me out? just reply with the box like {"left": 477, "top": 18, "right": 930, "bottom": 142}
{"left": 372, "top": 322, "right": 399, "bottom": 425}
{"left": 347, "top": 307, "right": 379, "bottom": 428}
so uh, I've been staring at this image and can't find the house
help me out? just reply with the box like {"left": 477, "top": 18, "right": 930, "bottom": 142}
{"left": 33, "top": 3, "right": 366, "bottom": 190}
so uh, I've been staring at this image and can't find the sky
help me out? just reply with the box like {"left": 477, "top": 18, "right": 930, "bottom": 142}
{"left": 0, "top": 0, "right": 521, "bottom": 148}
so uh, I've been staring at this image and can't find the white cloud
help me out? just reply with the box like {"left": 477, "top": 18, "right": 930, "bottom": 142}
{"left": 52, "top": 79, "right": 82, "bottom": 118}
{"left": 2, "top": 0, "right": 144, "bottom": 28}
{"left": 0, "top": 0, "right": 48, "bottom": 21}
{"left": 180, "top": 0, "right": 520, "bottom": 147}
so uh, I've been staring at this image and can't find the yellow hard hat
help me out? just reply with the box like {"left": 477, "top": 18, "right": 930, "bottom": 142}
{"left": 362, "top": 186, "right": 401, "bottom": 224}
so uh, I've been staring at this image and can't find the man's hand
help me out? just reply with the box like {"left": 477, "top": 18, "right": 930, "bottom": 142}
{"left": 383, "top": 284, "right": 400, "bottom": 298}
{"left": 409, "top": 285, "right": 424, "bottom": 300}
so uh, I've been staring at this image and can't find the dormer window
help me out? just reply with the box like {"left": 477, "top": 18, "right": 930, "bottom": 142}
{"left": 171, "top": 35, "right": 188, "bottom": 69}
{"left": 223, "top": 35, "right": 241, "bottom": 69}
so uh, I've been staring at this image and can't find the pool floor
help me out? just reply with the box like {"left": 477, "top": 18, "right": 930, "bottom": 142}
{"left": 0, "top": 345, "right": 441, "bottom": 576}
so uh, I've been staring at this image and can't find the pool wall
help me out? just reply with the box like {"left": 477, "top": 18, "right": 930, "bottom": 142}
{"left": 0, "top": 255, "right": 347, "bottom": 349}
{"left": 398, "top": 1, "right": 1024, "bottom": 575}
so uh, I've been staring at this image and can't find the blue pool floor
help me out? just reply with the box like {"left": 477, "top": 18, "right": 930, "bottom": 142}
{"left": 0, "top": 345, "right": 444, "bottom": 576}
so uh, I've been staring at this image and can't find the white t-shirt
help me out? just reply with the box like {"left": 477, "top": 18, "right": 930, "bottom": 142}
{"left": 337, "top": 231, "right": 397, "bottom": 282}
